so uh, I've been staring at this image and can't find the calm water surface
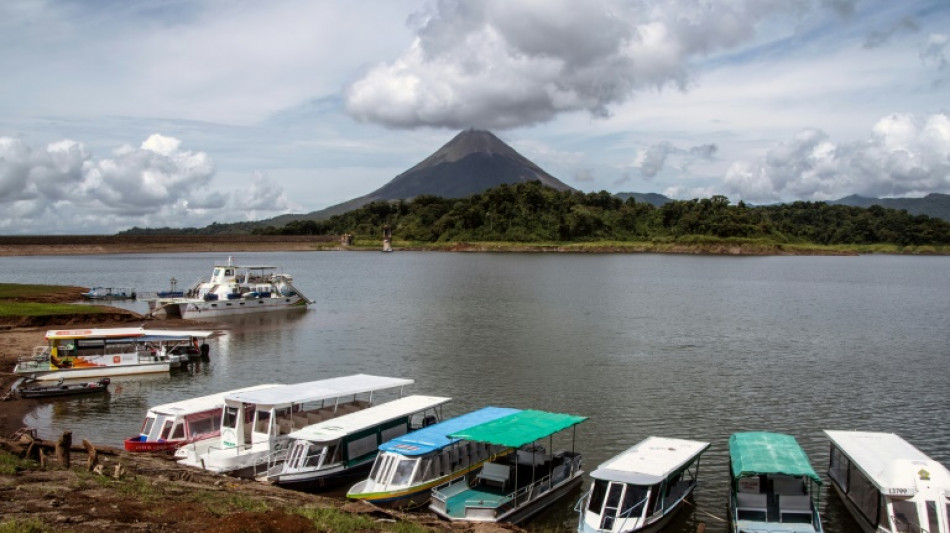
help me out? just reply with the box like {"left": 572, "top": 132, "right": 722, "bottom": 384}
{"left": 3, "top": 251, "right": 948, "bottom": 533}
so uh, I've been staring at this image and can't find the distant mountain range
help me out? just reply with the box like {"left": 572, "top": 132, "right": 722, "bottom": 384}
{"left": 829, "top": 193, "right": 950, "bottom": 221}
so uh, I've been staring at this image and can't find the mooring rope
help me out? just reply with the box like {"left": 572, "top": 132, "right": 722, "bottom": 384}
{"left": 684, "top": 498, "right": 729, "bottom": 523}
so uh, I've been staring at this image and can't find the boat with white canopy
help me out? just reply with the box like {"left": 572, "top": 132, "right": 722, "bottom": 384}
{"left": 176, "top": 374, "right": 413, "bottom": 477}
{"left": 824, "top": 430, "right": 950, "bottom": 533}
{"left": 577, "top": 436, "right": 710, "bottom": 533}
{"left": 429, "top": 409, "right": 588, "bottom": 525}
{"left": 260, "top": 395, "right": 451, "bottom": 490}
{"left": 728, "top": 432, "right": 823, "bottom": 533}
{"left": 347, "top": 406, "right": 520, "bottom": 508}
{"left": 125, "top": 383, "right": 283, "bottom": 453}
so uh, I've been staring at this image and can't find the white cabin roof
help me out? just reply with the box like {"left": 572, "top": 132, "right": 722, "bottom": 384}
{"left": 287, "top": 395, "right": 451, "bottom": 443}
{"left": 148, "top": 384, "right": 283, "bottom": 416}
{"left": 224, "top": 374, "right": 414, "bottom": 408}
{"left": 591, "top": 436, "right": 711, "bottom": 486}
{"left": 824, "top": 430, "right": 950, "bottom": 493}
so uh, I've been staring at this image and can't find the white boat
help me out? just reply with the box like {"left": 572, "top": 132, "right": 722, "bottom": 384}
{"left": 12, "top": 327, "right": 214, "bottom": 381}
{"left": 429, "top": 409, "right": 588, "bottom": 525}
{"left": 260, "top": 395, "right": 451, "bottom": 490}
{"left": 824, "top": 430, "right": 950, "bottom": 533}
{"left": 82, "top": 287, "right": 136, "bottom": 300}
{"left": 124, "top": 383, "right": 283, "bottom": 453}
{"left": 146, "top": 257, "right": 312, "bottom": 319}
{"left": 577, "top": 437, "right": 710, "bottom": 533}
{"left": 176, "top": 374, "right": 413, "bottom": 477}
{"left": 346, "top": 406, "right": 520, "bottom": 508}
{"left": 728, "top": 432, "right": 823, "bottom": 533}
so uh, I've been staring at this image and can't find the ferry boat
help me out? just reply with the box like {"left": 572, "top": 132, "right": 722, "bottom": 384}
{"left": 577, "top": 436, "right": 710, "bottom": 533}
{"left": 429, "top": 409, "right": 588, "bottom": 524}
{"left": 176, "top": 374, "right": 413, "bottom": 478}
{"left": 146, "top": 257, "right": 312, "bottom": 319}
{"left": 260, "top": 395, "right": 451, "bottom": 490}
{"left": 124, "top": 384, "right": 283, "bottom": 453}
{"left": 82, "top": 287, "right": 136, "bottom": 300}
{"left": 824, "top": 430, "right": 950, "bottom": 533}
{"left": 728, "top": 432, "right": 823, "bottom": 533}
{"left": 346, "top": 406, "right": 520, "bottom": 509}
{"left": 13, "top": 327, "right": 214, "bottom": 381}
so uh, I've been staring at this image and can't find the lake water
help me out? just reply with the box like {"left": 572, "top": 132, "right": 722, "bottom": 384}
{"left": 3, "top": 251, "right": 948, "bottom": 532}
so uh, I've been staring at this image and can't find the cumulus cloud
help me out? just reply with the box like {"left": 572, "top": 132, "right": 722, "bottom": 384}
{"left": 635, "top": 141, "right": 718, "bottom": 179}
{"left": 0, "top": 135, "right": 296, "bottom": 234}
{"left": 345, "top": 0, "right": 848, "bottom": 130}
{"left": 863, "top": 17, "right": 918, "bottom": 49}
{"left": 722, "top": 112, "right": 950, "bottom": 203}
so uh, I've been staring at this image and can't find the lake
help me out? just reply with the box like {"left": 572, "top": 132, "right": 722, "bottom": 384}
{"left": 3, "top": 251, "right": 948, "bottom": 532}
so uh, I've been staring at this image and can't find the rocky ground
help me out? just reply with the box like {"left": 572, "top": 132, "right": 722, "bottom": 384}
{"left": 0, "top": 290, "right": 517, "bottom": 533}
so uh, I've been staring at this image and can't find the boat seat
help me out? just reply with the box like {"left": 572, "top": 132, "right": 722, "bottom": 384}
{"left": 736, "top": 492, "right": 767, "bottom": 520}
{"left": 772, "top": 476, "right": 804, "bottom": 495}
{"left": 476, "top": 462, "right": 510, "bottom": 489}
{"left": 779, "top": 495, "right": 812, "bottom": 522}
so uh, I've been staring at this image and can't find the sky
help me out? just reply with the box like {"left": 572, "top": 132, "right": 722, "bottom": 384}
{"left": 1, "top": 0, "right": 948, "bottom": 234}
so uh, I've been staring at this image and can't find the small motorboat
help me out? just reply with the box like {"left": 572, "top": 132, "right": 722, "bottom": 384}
{"left": 17, "top": 377, "right": 111, "bottom": 399}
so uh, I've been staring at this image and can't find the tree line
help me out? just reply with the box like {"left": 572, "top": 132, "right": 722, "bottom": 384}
{"left": 251, "top": 181, "right": 950, "bottom": 246}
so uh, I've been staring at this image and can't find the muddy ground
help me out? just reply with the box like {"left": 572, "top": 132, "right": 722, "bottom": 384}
{"left": 0, "top": 290, "right": 517, "bottom": 533}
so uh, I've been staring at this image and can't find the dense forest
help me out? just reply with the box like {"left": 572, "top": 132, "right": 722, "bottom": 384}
{"left": 252, "top": 182, "right": 950, "bottom": 246}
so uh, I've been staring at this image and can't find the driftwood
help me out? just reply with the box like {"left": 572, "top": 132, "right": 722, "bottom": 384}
{"left": 83, "top": 439, "right": 98, "bottom": 471}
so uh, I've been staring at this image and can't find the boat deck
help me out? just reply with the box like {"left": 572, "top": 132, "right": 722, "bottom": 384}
{"left": 442, "top": 485, "right": 512, "bottom": 517}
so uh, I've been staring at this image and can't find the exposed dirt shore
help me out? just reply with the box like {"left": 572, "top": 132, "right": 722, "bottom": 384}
{"left": 0, "top": 291, "right": 517, "bottom": 533}
{"left": 0, "top": 235, "right": 341, "bottom": 256}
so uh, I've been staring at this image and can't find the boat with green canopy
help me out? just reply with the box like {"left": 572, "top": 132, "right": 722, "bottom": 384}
{"left": 430, "top": 409, "right": 588, "bottom": 524}
{"left": 728, "top": 432, "right": 823, "bottom": 533}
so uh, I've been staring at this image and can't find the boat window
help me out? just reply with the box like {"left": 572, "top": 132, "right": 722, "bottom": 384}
{"left": 412, "top": 458, "right": 431, "bottom": 484}
{"left": 141, "top": 416, "right": 156, "bottom": 437}
{"left": 304, "top": 444, "right": 327, "bottom": 469}
{"left": 926, "top": 501, "right": 939, "bottom": 533}
{"left": 171, "top": 423, "right": 185, "bottom": 440}
{"left": 160, "top": 420, "right": 174, "bottom": 440}
{"left": 588, "top": 479, "right": 609, "bottom": 511}
{"left": 255, "top": 410, "right": 271, "bottom": 433}
{"left": 369, "top": 455, "right": 385, "bottom": 481}
{"left": 620, "top": 485, "right": 649, "bottom": 520}
{"left": 391, "top": 458, "right": 417, "bottom": 486}
{"left": 828, "top": 445, "right": 850, "bottom": 492}
{"left": 223, "top": 406, "right": 239, "bottom": 429}
{"left": 847, "top": 461, "right": 880, "bottom": 524}
{"left": 189, "top": 415, "right": 217, "bottom": 438}
{"left": 347, "top": 434, "right": 379, "bottom": 461}
{"left": 892, "top": 499, "right": 921, "bottom": 532}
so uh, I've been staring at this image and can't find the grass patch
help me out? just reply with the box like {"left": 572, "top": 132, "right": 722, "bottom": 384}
{"left": 192, "top": 491, "right": 272, "bottom": 516}
{"left": 0, "top": 284, "right": 74, "bottom": 299}
{"left": 0, "top": 451, "right": 39, "bottom": 475}
{"left": 0, "top": 517, "right": 49, "bottom": 533}
{"left": 296, "top": 507, "right": 433, "bottom": 533}
{"left": 0, "top": 302, "right": 111, "bottom": 317}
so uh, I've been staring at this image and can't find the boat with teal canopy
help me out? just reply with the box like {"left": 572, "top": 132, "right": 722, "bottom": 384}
{"left": 430, "top": 409, "right": 588, "bottom": 525}
{"left": 728, "top": 432, "right": 823, "bottom": 533}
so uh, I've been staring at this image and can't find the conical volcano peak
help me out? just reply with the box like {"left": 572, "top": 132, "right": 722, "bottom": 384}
{"left": 432, "top": 129, "right": 522, "bottom": 163}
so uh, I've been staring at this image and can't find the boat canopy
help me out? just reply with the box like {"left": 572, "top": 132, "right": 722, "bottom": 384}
{"left": 147, "top": 384, "right": 282, "bottom": 416}
{"left": 45, "top": 327, "right": 215, "bottom": 341}
{"left": 379, "top": 407, "right": 521, "bottom": 456}
{"left": 729, "top": 432, "right": 821, "bottom": 484}
{"left": 449, "top": 409, "right": 587, "bottom": 448}
{"left": 224, "top": 374, "right": 413, "bottom": 409}
{"left": 824, "top": 430, "right": 950, "bottom": 493}
{"left": 287, "top": 395, "right": 451, "bottom": 443}
{"left": 591, "top": 436, "right": 710, "bottom": 486}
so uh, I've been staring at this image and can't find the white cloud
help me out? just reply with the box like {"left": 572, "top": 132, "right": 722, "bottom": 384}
{"left": 345, "top": 0, "right": 852, "bottom": 130}
{"left": 723, "top": 112, "right": 950, "bottom": 203}
{"left": 0, "top": 135, "right": 298, "bottom": 234}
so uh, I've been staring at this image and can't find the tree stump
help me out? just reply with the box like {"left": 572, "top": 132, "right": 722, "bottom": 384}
{"left": 55, "top": 431, "right": 72, "bottom": 468}
{"left": 83, "top": 439, "right": 98, "bottom": 471}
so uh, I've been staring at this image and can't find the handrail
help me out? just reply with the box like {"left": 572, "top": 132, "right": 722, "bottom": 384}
{"left": 890, "top": 514, "right": 930, "bottom": 533}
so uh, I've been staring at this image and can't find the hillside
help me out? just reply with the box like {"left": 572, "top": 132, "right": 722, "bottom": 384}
{"left": 831, "top": 193, "right": 950, "bottom": 221}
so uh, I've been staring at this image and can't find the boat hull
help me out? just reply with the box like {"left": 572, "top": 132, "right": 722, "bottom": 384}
{"left": 579, "top": 485, "right": 696, "bottom": 533}
{"left": 271, "top": 461, "right": 373, "bottom": 492}
{"left": 434, "top": 473, "right": 584, "bottom": 524}
{"left": 16, "top": 362, "right": 170, "bottom": 382}
{"left": 17, "top": 378, "right": 110, "bottom": 399}
{"left": 167, "top": 295, "right": 306, "bottom": 319}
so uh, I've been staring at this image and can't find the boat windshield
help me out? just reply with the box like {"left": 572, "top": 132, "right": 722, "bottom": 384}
{"left": 141, "top": 415, "right": 157, "bottom": 437}
{"left": 588, "top": 480, "right": 649, "bottom": 528}
{"left": 223, "top": 406, "right": 239, "bottom": 429}
{"left": 891, "top": 500, "right": 921, "bottom": 532}
{"left": 390, "top": 457, "right": 417, "bottom": 486}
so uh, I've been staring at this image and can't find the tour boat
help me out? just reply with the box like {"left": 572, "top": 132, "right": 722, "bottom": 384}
{"left": 728, "top": 432, "right": 823, "bottom": 533}
{"left": 124, "top": 384, "right": 283, "bottom": 453}
{"left": 429, "top": 409, "right": 588, "bottom": 524}
{"left": 260, "top": 395, "right": 451, "bottom": 490}
{"left": 346, "top": 406, "right": 520, "bottom": 509}
{"left": 824, "top": 430, "right": 950, "bottom": 533}
{"left": 577, "top": 436, "right": 710, "bottom": 533}
{"left": 176, "top": 374, "right": 413, "bottom": 478}
{"left": 146, "top": 257, "right": 312, "bottom": 319}
{"left": 12, "top": 327, "right": 214, "bottom": 381}
{"left": 16, "top": 377, "right": 111, "bottom": 399}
